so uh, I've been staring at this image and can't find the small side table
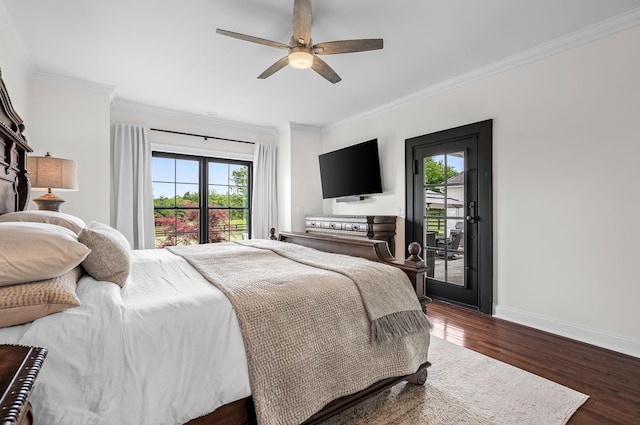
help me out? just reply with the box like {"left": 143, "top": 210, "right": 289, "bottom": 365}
{"left": 0, "top": 345, "right": 47, "bottom": 425}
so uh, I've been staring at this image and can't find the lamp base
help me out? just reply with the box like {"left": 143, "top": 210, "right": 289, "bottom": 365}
{"left": 33, "top": 192, "right": 66, "bottom": 212}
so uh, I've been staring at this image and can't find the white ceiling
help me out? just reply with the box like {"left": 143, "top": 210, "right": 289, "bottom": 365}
{"left": 3, "top": 0, "right": 640, "bottom": 128}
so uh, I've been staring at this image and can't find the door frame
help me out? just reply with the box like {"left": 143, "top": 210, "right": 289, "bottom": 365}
{"left": 405, "top": 120, "right": 493, "bottom": 314}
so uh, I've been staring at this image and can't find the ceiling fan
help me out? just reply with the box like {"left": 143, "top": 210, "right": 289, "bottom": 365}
{"left": 216, "top": 0, "right": 383, "bottom": 84}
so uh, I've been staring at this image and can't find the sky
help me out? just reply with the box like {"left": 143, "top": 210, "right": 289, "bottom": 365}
{"left": 432, "top": 153, "right": 464, "bottom": 175}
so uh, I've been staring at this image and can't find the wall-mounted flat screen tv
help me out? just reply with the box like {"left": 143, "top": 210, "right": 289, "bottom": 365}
{"left": 318, "top": 139, "right": 383, "bottom": 200}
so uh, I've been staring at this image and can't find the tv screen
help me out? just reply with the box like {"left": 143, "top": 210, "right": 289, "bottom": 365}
{"left": 318, "top": 139, "right": 382, "bottom": 199}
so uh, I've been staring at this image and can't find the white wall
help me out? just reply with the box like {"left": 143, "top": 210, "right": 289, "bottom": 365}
{"left": 0, "top": 11, "right": 30, "bottom": 128}
{"left": 289, "top": 124, "right": 323, "bottom": 232}
{"left": 3, "top": 15, "right": 113, "bottom": 225}
{"left": 277, "top": 123, "right": 324, "bottom": 233}
{"left": 321, "top": 26, "right": 640, "bottom": 356}
{"left": 276, "top": 122, "right": 292, "bottom": 234}
{"left": 26, "top": 74, "right": 113, "bottom": 224}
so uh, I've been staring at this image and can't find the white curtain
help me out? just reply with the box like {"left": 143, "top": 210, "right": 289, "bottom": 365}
{"left": 251, "top": 143, "right": 278, "bottom": 239}
{"left": 113, "top": 123, "right": 155, "bottom": 249}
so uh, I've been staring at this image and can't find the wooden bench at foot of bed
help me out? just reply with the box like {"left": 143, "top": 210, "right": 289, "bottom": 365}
{"left": 186, "top": 230, "right": 431, "bottom": 425}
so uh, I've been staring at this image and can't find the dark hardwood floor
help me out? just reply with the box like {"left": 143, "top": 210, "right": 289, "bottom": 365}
{"left": 427, "top": 300, "right": 640, "bottom": 424}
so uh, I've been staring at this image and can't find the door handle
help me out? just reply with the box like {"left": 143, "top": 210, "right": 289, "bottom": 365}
{"left": 466, "top": 201, "right": 477, "bottom": 223}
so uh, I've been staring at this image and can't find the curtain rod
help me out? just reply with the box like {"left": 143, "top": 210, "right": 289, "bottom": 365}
{"left": 150, "top": 128, "right": 255, "bottom": 145}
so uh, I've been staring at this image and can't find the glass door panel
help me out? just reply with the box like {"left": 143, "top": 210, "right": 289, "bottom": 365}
{"left": 424, "top": 151, "right": 465, "bottom": 287}
{"left": 152, "top": 156, "right": 200, "bottom": 247}
{"left": 207, "top": 162, "right": 250, "bottom": 242}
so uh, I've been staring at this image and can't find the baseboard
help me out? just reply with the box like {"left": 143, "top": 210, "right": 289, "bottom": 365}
{"left": 494, "top": 304, "right": 640, "bottom": 358}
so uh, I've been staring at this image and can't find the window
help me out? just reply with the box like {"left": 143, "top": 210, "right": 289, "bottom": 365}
{"left": 152, "top": 152, "right": 252, "bottom": 248}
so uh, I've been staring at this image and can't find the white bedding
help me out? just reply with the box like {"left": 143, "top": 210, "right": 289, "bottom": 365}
{"left": 0, "top": 249, "right": 250, "bottom": 425}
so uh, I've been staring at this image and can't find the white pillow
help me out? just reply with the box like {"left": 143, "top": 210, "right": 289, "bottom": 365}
{"left": 0, "top": 210, "right": 87, "bottom": 235}
{"left": 0, "top": 222, "right": 91, "bottom": 286}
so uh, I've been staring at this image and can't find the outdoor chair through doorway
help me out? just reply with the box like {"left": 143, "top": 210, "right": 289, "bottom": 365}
{"left": 436, "top": 223, "right": 463, "bottom": 259}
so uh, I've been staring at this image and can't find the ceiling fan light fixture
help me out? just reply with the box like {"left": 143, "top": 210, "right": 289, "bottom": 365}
{"left": 288, "top": 49, "right": 314, "bottom": 69}
{"left": 217, "top": 0, "right": 383, "bottom": 82}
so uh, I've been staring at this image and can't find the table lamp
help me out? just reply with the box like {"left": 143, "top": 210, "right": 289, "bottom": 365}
{"left": 27, "top": 152, "right": 78, "bottom": 211}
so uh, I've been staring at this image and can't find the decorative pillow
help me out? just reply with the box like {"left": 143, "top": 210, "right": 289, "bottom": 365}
{"left": 0, "top": 222, "right": 91, "bottom": 286}
{"left": 0, "top": 266, "right": 82, "bottom": 328}
{"left": 0, "top": 210, "right": 87, "bottom": 235}
{"left": 78, "top": 222, "right": 131, "bottom": 287}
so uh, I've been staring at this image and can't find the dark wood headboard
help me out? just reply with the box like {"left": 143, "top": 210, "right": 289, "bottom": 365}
{"left": 0, "top": 68, "right": 32, "bottom": 215}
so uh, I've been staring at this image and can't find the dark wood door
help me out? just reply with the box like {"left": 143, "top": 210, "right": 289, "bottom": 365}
{"left": 405, "top": 120, "right": 493, "bottom": 313}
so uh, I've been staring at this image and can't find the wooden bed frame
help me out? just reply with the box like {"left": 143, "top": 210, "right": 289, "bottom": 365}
{"left": 187, "top": 231, "right": 432, "bottom": 425}
{"left": 0, "top": 69, "right": 431, "bottom": 425}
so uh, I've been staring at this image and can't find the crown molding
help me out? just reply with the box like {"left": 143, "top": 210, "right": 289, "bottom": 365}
{"left": 328, "top": 7, "right": 640, "bottom": 130}
{"left": 111, "top": 100, "right": 278, "bottom": 137}
{"left": 31, "top": 71, "right": 117, "bottom": 99}
{"left": 289, "top": 122, "right": 322, "bottom": 133}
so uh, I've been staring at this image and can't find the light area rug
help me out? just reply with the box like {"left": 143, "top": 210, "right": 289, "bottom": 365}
{"left": 322, "top": 336, "right": 589, "bottom": 425}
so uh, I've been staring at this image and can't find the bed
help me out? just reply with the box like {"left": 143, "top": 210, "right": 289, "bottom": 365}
{"left": 0, "top": 68, "right": 431, "bottom": 425}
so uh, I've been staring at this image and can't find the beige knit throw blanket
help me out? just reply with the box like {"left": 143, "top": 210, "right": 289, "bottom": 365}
{"left": 168, "top": 240, "right": 430, "bottom": 425}
{"left": 242, "top": 239, "right": 431, "bottom": 342}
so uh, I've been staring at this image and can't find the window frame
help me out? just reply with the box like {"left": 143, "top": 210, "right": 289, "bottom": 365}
{"left": 152, "top": 151, "right": 253, "bottom": 246}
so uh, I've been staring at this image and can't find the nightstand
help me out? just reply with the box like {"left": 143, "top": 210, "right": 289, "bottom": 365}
{"left": 0, "top": 345, "right": 47, "bottom": 425}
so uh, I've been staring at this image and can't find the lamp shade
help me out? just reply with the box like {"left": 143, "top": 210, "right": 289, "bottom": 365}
{"left": 28, "top": 152, "right": 78, "bottom": 191}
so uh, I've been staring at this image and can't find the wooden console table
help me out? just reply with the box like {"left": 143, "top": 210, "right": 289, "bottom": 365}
{"left": 0, "top": 345, "right": 47, "bottom": 425}
{"left": 304, "top": 215, "right": 397, "bottom": 256}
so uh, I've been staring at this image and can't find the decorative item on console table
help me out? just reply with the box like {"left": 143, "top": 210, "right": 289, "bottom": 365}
{"left": 304, "top": 215, "right": 397, "bottom": 256}
{"left": 0, "top": 345, "right": 48, "bottom": 425}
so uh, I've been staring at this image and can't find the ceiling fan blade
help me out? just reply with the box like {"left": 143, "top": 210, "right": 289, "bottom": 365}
{"left": 311, "top": 56, "right": 341, "bottom": 84}
{"left": 258, "top": 56, "right": 290, "bottom": 79}
{"left": 292, "top": 0, "right": 312, "bottom": 45}
{"left": 216, "top": 29, "right": 289, "bottom": 50}
{"left": 313, "top": 39, "right": 383, "bottom": 55}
